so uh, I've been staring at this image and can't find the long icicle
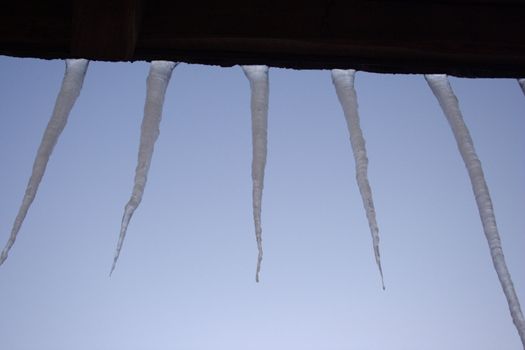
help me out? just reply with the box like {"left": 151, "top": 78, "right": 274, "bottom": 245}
{"left": 110, "top": 61, "right": 177, "bottom": 275}
{"left": 241, "top": 65, "right": 269, "bottom": 282}
{"left": 331, "top": 69, "right": 385, "bottom": 290}
{"left": 518, "top": 79, "right": 525, "bottom": 96}
{"left": 0, "top": 59, "right": 89, "bottom": 266}
{"left": 425, "top": 74, "right": 525, "bottom": 347}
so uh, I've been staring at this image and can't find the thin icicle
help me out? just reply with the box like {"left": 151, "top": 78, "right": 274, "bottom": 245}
{"left": 518, "top": 79, "right": 525, "bottom": 96}
{"left": 0, "top": 59, "right": 89, "bottom": 266}
{"left": 331, "top": 69, "right": 385, "bottom": 290}
{"left": 110, "top": 61, "right": 177, "bottom": 275}
{"left": 241, "top": 65, "right": 269, "bottom": 283}
{"left": 425, "top": 74, "right": 525, "bottom": 347}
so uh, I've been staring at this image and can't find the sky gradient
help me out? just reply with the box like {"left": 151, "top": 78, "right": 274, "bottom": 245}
{"left": 0, "top": 56, "right": 524, "bottom": 349}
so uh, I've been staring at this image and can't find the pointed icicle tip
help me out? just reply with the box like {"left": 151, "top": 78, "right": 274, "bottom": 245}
{"left": 110, "top": 60, "right": 178, "bottom": 275}
{"left": 425, "top": 73, "right": 525, "bottom": 346}
{"left": 331, "top": 69, "right": 385, "bottom": 290}
{"left": 0, "top": 58, "right": 89, "bottom": 266}
{"left": 241, "top": 65, "right": 269, "bottom": 283}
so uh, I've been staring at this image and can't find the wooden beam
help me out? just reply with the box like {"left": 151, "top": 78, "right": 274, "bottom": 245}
{"left": 134, "top": 0, "right": 525, "bottom": 77}
{"left": 0, "top": 0, "right": 524, "bottom": 77}
{"left": 70, "top": 0, "right": 142, "bottom": 60}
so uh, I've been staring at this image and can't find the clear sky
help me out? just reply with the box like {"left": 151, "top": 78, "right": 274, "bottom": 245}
{"left": 0, "top": 56, "right": 524, "bottom": 350}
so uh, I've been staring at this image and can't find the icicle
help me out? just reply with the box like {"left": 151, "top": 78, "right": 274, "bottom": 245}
{"left": 425, "top": 74, "right": 525, "bottom": 347}
{"left": 331, "top": 69, "right": 385, "bottom": 290}
{"left": 0, "top": 59, "right": 89, "bottom": 266}
{"left": 110, "top": 61, "right": 177, "bottom": 275}
{"left": 241, "top": 65, "right": 269, "bottom": 283}
{"left": 518, "top": 79, "right": 525, "bottom": 96}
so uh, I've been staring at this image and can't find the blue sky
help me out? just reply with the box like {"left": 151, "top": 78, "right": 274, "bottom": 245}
{"left": 0, "top": 56, "right": 524, "bottom": 349}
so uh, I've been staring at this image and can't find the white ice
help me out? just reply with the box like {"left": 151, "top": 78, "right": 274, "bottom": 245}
{"left": 241, "top": 65, "right": 269, "bottom": 282}
{"left": 110, "top": 61, "right": 178, "bottom": 275}
{"left": 0, "top": 59, "right": 89, "bottom": 266}
{"left": 425, "top": 74, "right": 525, "bottom": 347}
{"left": 331, "top": 69, "right": 385, "bottom": 290}
{"left": 519, "top": 79, "right": 525, "bottom": 96}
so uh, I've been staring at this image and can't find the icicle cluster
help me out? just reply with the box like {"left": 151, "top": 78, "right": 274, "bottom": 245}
{"left": 110, "top": 61, "right": 178, "bottom": 275}
{"left": 0, "top": 59, "right": 89, "bottom": 265}
{"left": 2, "top": 60, "right": 524, "bottom": 347}
{"left": 331, "top": 69, "right": 385, "bottom": 289}
{"left": 425, "top": 74, "right": 525, "bottom": 347}
{"left": 241, "top": 65, "right": 269, "bottom": 282}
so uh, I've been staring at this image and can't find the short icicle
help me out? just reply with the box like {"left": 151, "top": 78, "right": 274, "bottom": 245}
{"left": 518, "top": 79, "right": 525, "bottom": 96}
{"left": 425, "top": 74, "right": 525, "bottom": 348}
{"left": 331, "top": 69, "right": 385, "bottom": 290}
{"left": 241, "top": 65, "right": 269, "bottom": 283}
{"left": 110, "top": 61, "right": 178, "bottom": 275}
{"left": 0, "top": 59, "right": 89, "bottom": 266}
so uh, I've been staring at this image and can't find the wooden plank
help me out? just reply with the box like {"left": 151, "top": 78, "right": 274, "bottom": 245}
{"left": 0, "top": 0, "right": 523, "bottom": 77}
{"left": 70, "top": 0, "right": 142, "bottom": 60}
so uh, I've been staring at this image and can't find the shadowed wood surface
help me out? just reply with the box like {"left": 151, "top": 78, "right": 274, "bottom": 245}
{"left": 1, "top": 0, "right": 524, "bottom": 77}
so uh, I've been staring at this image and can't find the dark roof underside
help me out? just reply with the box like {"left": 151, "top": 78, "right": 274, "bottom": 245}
{"left": 1, "top": 0, "right": 524, "bottom": 78}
